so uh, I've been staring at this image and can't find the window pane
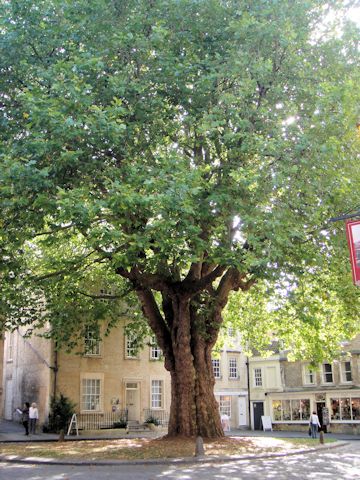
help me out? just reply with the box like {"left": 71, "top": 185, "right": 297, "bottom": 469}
{"left": 304, "top": 366, "right": 314, "bottom": 384}
{"left": 82, "top": 379, "right": 101, "bottom": 411}
{"left": 212, "top": 359, "right": 221, "bottom": 378}
{"left": 272, "top": 400, "right": 282, "bottom": 421}
{"left": 343, "top": 361, "right": 352, "bottom": 382}
{"left": 352, "top": 398, "right": 360, "bottom": 420}
{"left": 84, "top": 327, "right": 100, "bottom": 356}
{"left": 300, "top": 399, "right": 310, "bottom": 420}
{"left": 126, "top": 334, "right": 137, "bottom": 358}
{"left": 254, "top": 368, "right": 262, "bottom": 387}
{"left": 229, "top": 358, "right": 238, "bottom": 379}
{"left": 282, "top": 400, "right": 291, "bottom": 421}
{"left": 330, "top": 398, "right": 340, "bottom": 420}
{"left": 151, "top": 380, "right": 163, "bottom": 408}
{"left": 291, "top": 400, "right": 300, "bottom": 421}
{"left": 340, "top": 398, "right": 351, "bottom": 420}
{"left": 219, "top": 396, "right": 231, "bottom": 417}
{"left": 323, "top": 363, "right": 333, "bottom": 383}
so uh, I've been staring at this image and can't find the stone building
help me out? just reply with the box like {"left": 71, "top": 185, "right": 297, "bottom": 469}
{"left": 212, "top": 328, "right": 249, "bottom": 429}
{"left": 0, "top": 335, "right": 4, "bottom": 417}
{"left": 249, "top": 337, "right": 360, "bottom": 434}
{"left": 1, "top": 323, "right": 249, "bottom": 430}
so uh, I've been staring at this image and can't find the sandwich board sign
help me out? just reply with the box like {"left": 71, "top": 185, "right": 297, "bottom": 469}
{"left": 261, "top": 416, "right": 272, "bottom": 431}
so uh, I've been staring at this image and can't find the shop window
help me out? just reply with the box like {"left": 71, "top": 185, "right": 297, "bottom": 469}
{"left": 272, "top": 400, "right": 282, "bottom": 421}
{"left": 282, "top": 400, "right": 291, "bottom": 421}
{"left": 352, "top": 398, "right": 360, "bottom": 420}
{"left": 272, "top": 399, "right": 310, "bottom": 421}
{"left": 331, "top": 397, "right": 360, "bottom": 421}
{"left": 330, "top": 398, "right": 340, "bottom": 420}
{"left": 341, "top": 398, "right": 351, "bottom": 420}
{"left": 291, "top": 399, "right": 301, "bottom": 421}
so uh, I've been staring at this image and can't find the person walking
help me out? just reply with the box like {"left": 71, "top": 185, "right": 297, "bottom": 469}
{"left": 29, "top": 402, "right": 39, "bottom": 434}
{"left": 309, "top": 410, "right": 321, "bottom": 438}
{"left": 21, "top": 402, "right": 30, "bottom": 436}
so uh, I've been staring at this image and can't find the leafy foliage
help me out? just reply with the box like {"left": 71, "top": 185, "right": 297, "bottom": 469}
{"left": 45, "top": 393, "right": 76, "bottom": 434}
{"left": 0, "top": 1, "right": 359, "bottom": 364}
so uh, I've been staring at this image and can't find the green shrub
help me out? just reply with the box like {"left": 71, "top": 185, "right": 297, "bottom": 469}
{"left": 144, "top": 415, "right": 160, "bottom": 426}
{"left": 113, "top": 418, "right": 127, "bottom": 428}
{"left": 45, "top": 394, "right": 76, "bottom": 433}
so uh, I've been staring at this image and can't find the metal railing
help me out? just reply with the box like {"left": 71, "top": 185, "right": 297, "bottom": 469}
{"left": 143, "top": 409, "right": 169, "bottom": 426}
{"left": 77, "top": 410, "right": 128, "bottom": 430}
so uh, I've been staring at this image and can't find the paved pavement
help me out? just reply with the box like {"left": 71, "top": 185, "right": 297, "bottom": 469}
{"left": 1, "top": 442, "right": 360, "bottom": 479}
{"left": 1, "top": 418, "right": 359, "bottom": 479}
{"left": 0, "top": 418, "right": 359, "bottom": 443}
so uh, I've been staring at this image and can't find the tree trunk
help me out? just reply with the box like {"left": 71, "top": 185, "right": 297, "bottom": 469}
{"left": 165, "top": 297, "right": 224, "bottom": 438}
{"left": 134, "top": 279, "right": 232, "bottom": 438}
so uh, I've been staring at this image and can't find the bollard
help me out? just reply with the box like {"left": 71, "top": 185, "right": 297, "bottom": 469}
{"left": 319, "top": 430, "right": 324, "bottom": 445}
{"left": 195, "top": 436, "right": 205, "bottom": 457}
{"left": 58, "top": 429, "right": 65, "bottom": 442}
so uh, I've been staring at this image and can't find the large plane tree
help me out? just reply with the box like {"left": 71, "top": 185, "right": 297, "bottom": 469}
{"left": 0, "top": 0, "right": 359, "bottom": 437}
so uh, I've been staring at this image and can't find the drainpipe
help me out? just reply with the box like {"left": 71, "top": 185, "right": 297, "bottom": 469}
{"left": 246, "top": 356, "right": 251, "bottom": 430}
{"left": 52, "top": 348, "right": 59, "bottom": 399}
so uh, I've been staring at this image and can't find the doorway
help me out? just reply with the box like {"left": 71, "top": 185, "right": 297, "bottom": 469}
{"left": 316, "top": 402, "right": 326, "bottom": 433}
{"left": 253, "top": 401, "right": 264, "bottom": 430}
{"left": 238, "top": 397, "right": 248, "bottom": 427}
{"left": 125, "top": 382, "right": 140, "bottom": 422}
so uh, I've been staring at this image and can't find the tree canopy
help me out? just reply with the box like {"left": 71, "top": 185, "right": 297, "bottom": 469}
{"left": 1, "top": 0, "right": 360, "bottom": 436}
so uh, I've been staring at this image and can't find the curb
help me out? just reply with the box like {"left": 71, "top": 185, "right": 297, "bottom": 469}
{"left": 0, "top": 441, "right": 348, "bottom": 467}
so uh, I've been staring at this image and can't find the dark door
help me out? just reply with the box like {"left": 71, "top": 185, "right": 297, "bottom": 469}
{"left": 253, "top": 402, "right": 264, "bottom": 430}
{"left": 316, "top": 402, "right": 326, "bottom": 432}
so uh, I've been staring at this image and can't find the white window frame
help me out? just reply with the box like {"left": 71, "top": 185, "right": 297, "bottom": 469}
{"left": 125, "top": 334, "right": 138, "bottom": 359}
{"left": 80, "top": 373, "right": 103, "bottom": 413}
{"left": 303, "top": 365, "right": 315, "bottom": 385}
{"left": 151, "top": 379, "right": 164, "bottom": 409}
{"left": 150, "top": 337, "right": 162, "bottom": 360}
{"left": 340, "top": 360, "right": 352, "bottom": 383}
{"left": 322, "top": 363, "right": 334, "bottom": 384}
{"left": 254, "top": 368, "right": 263, "bottom": 387}
{"left": 219, "top": 396, "right": 231, "bottom": 417}
{"left": 84, "top": 326, "right": 101, "bottom": 356}
{"left": 229, "top": 357, "right": 238, "bottom": 379}
{"left": 212, "top": 358, "right": 221, "bottom": 379}
{"left": 7, "top": 332, "right": 13, "bottom": 362}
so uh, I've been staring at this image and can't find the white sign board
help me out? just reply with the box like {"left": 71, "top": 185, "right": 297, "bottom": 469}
{"left": 261, "top": 416, "right": 272, "bottom": 431}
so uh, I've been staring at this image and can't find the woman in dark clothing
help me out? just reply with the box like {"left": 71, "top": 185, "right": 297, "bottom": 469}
{"left": 21, "top": 402, "right": 30, "bottom": 436}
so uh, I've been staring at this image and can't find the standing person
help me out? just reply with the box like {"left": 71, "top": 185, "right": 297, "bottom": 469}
{"left": 21, "top": 402, "right": 30, "bottom": 436}
{"left": 309, "top": 410, "right": 321, "bottom": 438}
{"left": 29, "top": 402, "right": 39, "bottom": 434}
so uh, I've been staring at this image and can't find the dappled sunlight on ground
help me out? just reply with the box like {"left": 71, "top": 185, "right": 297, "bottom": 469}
{"left": 0, "top": 435, "right": 317, "bottom": 461}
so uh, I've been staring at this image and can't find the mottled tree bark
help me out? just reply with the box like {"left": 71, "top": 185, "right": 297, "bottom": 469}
{"left": 120, "top": 265, "right": 253, "bottom": 438}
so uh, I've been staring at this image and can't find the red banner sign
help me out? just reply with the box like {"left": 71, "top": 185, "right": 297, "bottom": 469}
{"left": 346, "top": 220, "right": 360, "bottom": 286}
